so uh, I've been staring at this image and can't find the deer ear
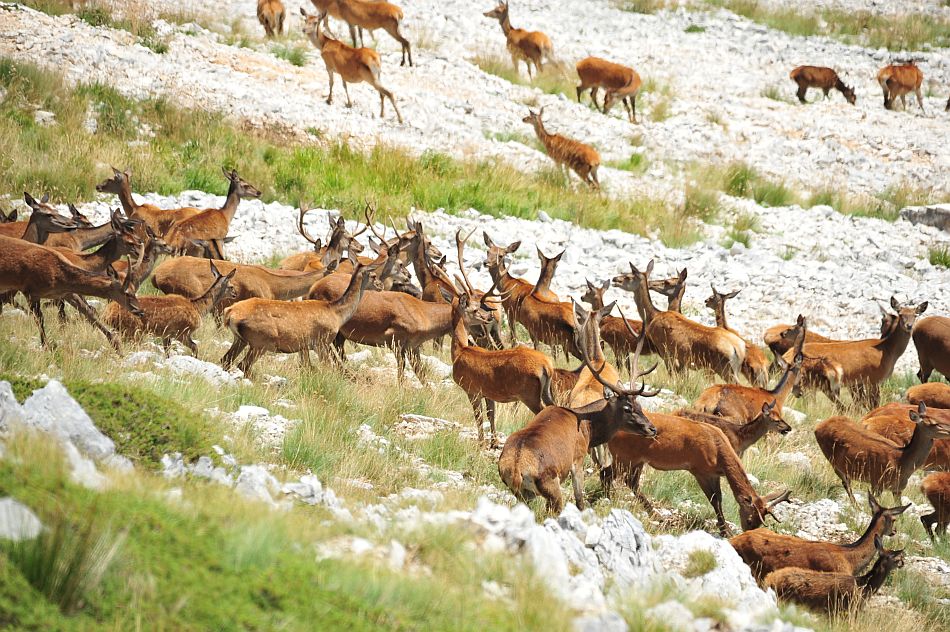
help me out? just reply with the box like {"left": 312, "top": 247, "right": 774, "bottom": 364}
{"left": 210, "top": 260, "right": 221, "bottom": 277}
{"left": 553, "top": 249, "right": 564, "bottom": 262}
{"left": 762, "top": 400, "right": 775, "bottom": 414}
{"left": 645, "top": 259, "right": 654, "bottom": 275}
{"left": 482, "top": 232, "right": 494, "bottom": 247}
{"left": 24, "top": 192, "right": 38, "bottom": 209}
{"left": 679, "top": 268, "right": 687, "bottom": 281}
{"left": 796, "top": 314, "right": 805, "bottom": 326}
{"left": 585, "top": 279, "right": 596, "bottom": 292}
{"left": 890, "top": 296, "right": 900, "bottom": 310}
{"left": 506, "top": 240, "right": 521, "bottom": 254}
{"left": 726, "top": 289, "right": 740, "bottom": 299}
{"left": 868, "top": 492, "right": 881, "bottom": 513}
{"left": 916, "top": 301, "right": 928, "bottom": 314}
{"left": 225, "top": 269, "right": 237, "bottom": 281}
{"left": 300, "top": 6, "right": 307, "bottom": 15}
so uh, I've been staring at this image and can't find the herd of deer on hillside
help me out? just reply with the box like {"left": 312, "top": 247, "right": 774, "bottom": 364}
{"left": 251, "top": 1, "right": 950, "bottom": 190}
{"left": 2, "top": 173, "right": 949, "bottom": 613}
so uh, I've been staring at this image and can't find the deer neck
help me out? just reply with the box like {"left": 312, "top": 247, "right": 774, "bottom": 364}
{"left": 190, "top": 280, "right": 225, "bottom": 315}
{"left": 71, "top": 222, "right": 116, "bottom": 251}
{"left": 449, "top": 306, "right": 470, "bottom": 362}
{"left": 898, "top": 424, "right": 938, "bottom": 483}
{"left": 219, "top": 179, "right": 242, "bottom": 224}
{"left": 115, "top": 180, "right": 138, "bottom": 216}
{"left": 768, "top": 366, "right": 799, "bottom": 407}
{"left": 19, "top": 220, "right": 43, "bottom": 244}
{"left": 734, "top": 417, "right": 768, "bottom": 452}
{"left": 534, "top": 261, "right": 557, "bottom": 295}
{"left": 857, "top": 558, "right": 891, "bottom": 595}
{"left": 529, "top": 120, "right": 550, "bottom": 147}
{"left": 720, "top": 448, "right": 757, "bottom": 508}
{"left": 713, "top": 305, "right": 728, "bottom": 330}
{"left": 841, "top": 512, "right": 886, "bottom": 570}
{"left": 498, "top": 13, "right": 512, "bottom": 37}
{"left": 577, "top": 407, "right": 616, "bottom": 449}
{"left": 331, "top": 271, "right": 369, "bottom": 324}
{"left": 666, "top": 287, "right": 684, "bottom": 313}
{"left": 269, "top": 269, "right": 327, "bottom": 299}
{"left": 633, "top": 276, "right": 658, "bottom": 323}
{"left": 875, "top": 325, "right": 912, "bottom": 369}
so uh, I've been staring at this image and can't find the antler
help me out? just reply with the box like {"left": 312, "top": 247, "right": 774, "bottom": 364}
{"left": 351, "top": 204, "right": 370, "bottom": 238}
{"left": 362, "top": 201, "right": 388, "bottom": 243}
{"left": 574, "top": 305, "right": 630, "bottom": 397}
{"left": 455, "top": 228, "right": 478, "bottom": 296}
{"left": 618, "top": 307, "right": 659, "bottom": 397}
{"left": 297, "top": 204, "right": 322, "bottom": 246}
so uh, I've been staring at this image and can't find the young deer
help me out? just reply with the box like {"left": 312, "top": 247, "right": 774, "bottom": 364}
{"left": 788, "top": 66, "right": 856, "bottom": 105}
{"left": 301, "top": 8, "right": 403, "bottom": 124}
{"left": 815, "top": 403, "right": 950, "bottom": 503}
{"left": 222, "top": 263, "right": 375, "bottom": 374}
{"left": 109, "top": 225, "right": 172, "bottom": 288}
{"left": 164, "top": 169, "right": 262, "bottom": 257}
{"left": 95, "top": 167, "right": 203, "bottom": 237}
{"left": 731, "top": 494, "right": 910, "bottom": 581}
{"left": 704, "top": 285, "right": 770, "bottom": 387}
{"left": 764, "top": 535, "right": 903, "bottom": 613}
{"left": 921, "top": 472, "right": 950, "bottom": 540}
{"left": 483, "top": 2, "right": 553, "bottom": 79}
{"left": 498, "top": 320, "right": 658, "bottom": 513}
{"left": 877, "top": 61, "right": 924, "bottom": 111}
{"left": 673, "top": 402, "right": 790, "bottom": 457}
{"left": 912, "top": 315, "right": 950, "bottom": 383}
{"left": 334, "top": 0, "right": 412, "bottom": 67}
{"left": 104, "top": 261, "right": 237, "bottom": 354}
{"left": 523, "top": 108, "right": 600, "bottom": 189}
{"left": 576, "top": 56, "right": 642, "bottom": 122}
{"left": 907, "top": 381, "right": 950, "bottom": 409}
{"left": 257, "top": 0, "right": 286, "bottom": 37}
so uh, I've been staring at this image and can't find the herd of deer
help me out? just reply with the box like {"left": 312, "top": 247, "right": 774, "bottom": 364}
{"left": 2, "top": 165, "right": 949, "bottom": 613}
{"left": 252, "top": 1, "right": 950, "bottom": 190}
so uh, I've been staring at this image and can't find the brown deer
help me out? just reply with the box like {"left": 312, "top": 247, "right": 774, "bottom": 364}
{"left": 257, "top": 0, "right": 285, "bottom": 37}
{"left": 95, "top": 168, "right": 204, "bottom": 237}
{"left": 576, "top": 56, "right": 642, "bottom": 122}
{"left": 523, "top": 108, "right": 600, "bottom": 189}
{"left": 704, "top": 285, "right": 769, "bottom": 387}
{"left": 912, "top": 315, "right": 949, "bottom": 383}
{"left": 673, "top": 402, "right": 790, "bottom": 457}
{"left": 877, "top": 61, "right": 924, "bottom": 111}
{"left": 604, "top": 410, "right": 790, "bottom": 536}
{"left": 517, "top": 279, "right": 579, "bottom": 361}
{"left": 764, "top": 535, "right": 903, "bottom": 613}
{"left": 815, "top": 403, "right": 950, "bottom": 503}
{"left": 920, "top": 472, "right": 950, "bottom": 540}
{"left": 907, "top": 382, "right": 950, "bottom": 409}
{"left": 109, "top": 225, "right": 173, "bottom": 288}
{"left": 164, "top": 169, "right": 262, "bottom": 257}
{"left": 104, "top": 261, "right": 237, "bottom": 354}
{"left": 786, "top": 297, "right": 927, "bottom": 408}
{"left": 482, "top": 233, "right": 535, "bottom": 344}
{"left": 333, "top": 0, "right": 412, "bottom": 67}
{"left": 763, "top": 320, "right": 833, "bottom": 358}
{"left": 14, "top": 195, "right": 118, "bottom": 252}
{"left": 611, "top": 266, "right": 689, "bottom": 313}
{"left": 860, "top": 403, "right": 950, "bottom": 471}
{"left": 498, "top": 320, "right": 658, "bottom": 513}
{"left": 788, "top": 66, "right": 856, "bottom": 105}
{"left": 222, "top": 263, "right": 375, "bottom": 374}
{"left": 301, "top": 8, "right": 403, "bottom": 124}
{"left": 279, "top": 207, "right": 369, "bottom": 272}
{"left": 0, "top": 195, "right": 76, "bottom": 243}
{"left": 624, "top": 259, "right": 746, "bottom": 383}
{"left": 483, "top": 2, "right": 553, "bottom": 79}
{"left": 730, "top": 494, "right": 910, "bottom": 581}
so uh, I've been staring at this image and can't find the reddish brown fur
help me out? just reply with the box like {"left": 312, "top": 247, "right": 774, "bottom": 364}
{"left": 920, "top": 472, "right": 950, "bottom": 539}
{"left": 912, "top": 316, "right": 950, "bottom": 383}
{"left": 861, "top": 402, "right": 950, "bottom": 470}
{"left": 704, "top": 285, "right": 769, "bottom": 387}
{"left": 877, "top": 62, "right": 924, "bottom": 111}
{"left": 95, "top": 168, "right": 204, "bottom": 237}
{"left": 674, "top": 402, "right": 790, "bottom": 457}
{"left": 484, "top": 2, "right": 553, "bottom": 79}
{"left": 523, "top": 109, "right": 600, "bottom": 189}
{"left": 907, "top": 382, "right": 950, "bottom": 409}
{"left": 763, "top": 322, "right": 833, "bottom": 357}
{"left": 789, "top": 66, "right": 856, "bottom": 105}
{"left": 576, "top": 56, "right": 642, "bottom": 122}
{"left": 333, "top": 0, "right": 412, "bottom": 67}
{"left": 257, "top": 0, "right": 286, "bottom": 37}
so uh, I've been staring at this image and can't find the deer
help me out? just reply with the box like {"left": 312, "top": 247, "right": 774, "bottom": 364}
{"left": 10, "top": 195, "right": 118, "bottom": 252}
{"left": 301, "top": 8, "right": 403, "bottom": 124}
{"left": 95, "top": 167, "right": 204, "bottom": 237}
{"left": 815, "top": 403, "right": 950, "bottom": 504}
{"left": 332, "top": 0, "right": 412, "bottom": 67}
{"left": 877, "top": 61, "right": 924, "bottom": 112}
{"left": 763, "top": 535, "right": 903, "bottom": 613}
{"left": 482, "top": 233, "right": 534, "bottom": 343}
{"left": 860, "top": 402, "right": 950, "bottom": 471}
{"left": 483, "top": 2, "right": 553, "bottom": 79}
{"left": 498, "top": 317, "right": 658, "bottom": 513}
{"left": 575, "top": 56, "right": 642, "bottom": 122}
{"left": 0, "top": 195, "right": 76, "bottom": 243}
{"left": 912, "top": 315, "right": 950, "bottom": 383}
{"left": 604, "top": 409, "right": 790, "bottom": 536}
{"left": 517, "top": 276, "right": 579, "bottom": 361}
{"left": 610, "top": 266, "right": 689, "bottom": 314}
{"left": 785, "top": 297, "right": 928, "bottom": 409}
{"left": 907, "top": 382, "right": 950, "bottom": 409}
{"left": 257, "top": 0, "right": 285, "bottom": 37}
{"left": 279, "top": 206, "right": 369, "bottom": 272}
{"left": 164, "top": 169, "right": 262, "bottom": 257}
{"left": 104, "top": 261, "right": 237, "bottom": 354}
{"left": 523, "top": 108, "right": 600, "bottom": 189}
{"left": 730, "top": 494, "right": 910, "bottom": 582}
{"left": 624, "top": 259, "right": 746, "bottom": 383}
{"left": 221, "top": 262, "right": 375, "bottom": 374}
{"left": 673, "top": 402, "right": 791, "bottom": 457}
{"left": 763, "top": 320, "right": 834, "bottom": 358}
{"left": 0, "top": 208, "right": 15, "bottom": 223}
{"left": 704, "top": 285, "right": 769, "bottom": 387}
{"left": 109, "top": 225, "right": 172, "bottom": 288}
{"left": 921, "top": 472, "right": 950, "bottom": 540}
{"left": 788, "top": 66, "right": 856, "bottom": 105}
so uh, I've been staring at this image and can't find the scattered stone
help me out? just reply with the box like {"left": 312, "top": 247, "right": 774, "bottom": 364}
{"left": 0, "top": 497, "right": 43, "bottom": 541}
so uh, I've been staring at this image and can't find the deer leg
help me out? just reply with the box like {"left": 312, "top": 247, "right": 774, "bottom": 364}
{"left": 486, "top": 399, "right": 497, "bottom": 448}
{"left": 470, "top": 395, "right": 485, "bottom": 444}
{"left": 56, "top": 299, "right": 67, "bottom": 322}
{"left": 66, "top": 295, "right": 121, "bottom": 351}
{"left": 326, "top": 71, "right": 335, "bottom": 105}
{"left": 921, "top": 512, "right": 937, "bottom": 541}
{"left": 342, "top": 81, "right": 353, "bottom": 108}
{"left": 28, "top": 299, "right": 49, "bottom": 348}
{"left": 796, "top": 84, "right": 807, "bottom": 104}
{"left": 407, "top": 347, "right": 429, "bottom": 385}
{"left": 575, "top": 83, "right": 585, "bottom": 103}
{"left": 915, "top": 88, "right": 925, "bottom": 112}
{"left": 590, "top": 87, "right": 600, "bottom": 109}
{"left": 221, "top": 337, "right": 248, "bottom": 369}
{"left": 333, "top": 333, "right": 347, "bottom": 363}
{"left": 835, "top": 467, "right": 857, "bottom": 506}
{"left": 536, "top": 475, "right": 564, "bottom": 515}
{"left": 866, "top": 382, "right": 881, "bottom": 409}
{"left": 622, "top": 97, "right": 633, "bottom": 122}
{"left": 570, "top": 460, "right": 585, "bottom": 510}
{"left": 630, "top": 95, "right": 638, "bottom": 123}
{"left": 180, "top": 333, "right": 198, "bottom": 356}
{"left": 917, "top": 358, "right": 933, "bottom": 383}
{"left": 348, "top": 23, "right": 358, "bottom": 47}
{"left": 391, "top": 27, "right": 411, "bottom": 66}
{"left": 237, "top": 348, "right": 264, "bottom": 376}
{"left": 697, "top": 476, "right": 730, "bottom": 537}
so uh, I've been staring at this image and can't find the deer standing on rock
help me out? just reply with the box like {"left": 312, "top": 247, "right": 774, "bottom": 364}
{"left": 788, "top": 66, "right": 856, "bottom": 104}
{"left": 484, "top": 2, "right": 553, "bottom": 79}
{"left": 333, "top": 0, "right": 412, "bottom": 67}
{"left": 576, "top": 56, "right": 642, "bottom": 122}
{"left": 523, "top": 108, "right": 600, "bottom": 189}
{"left": 877, "top": 61, "right": 925, "bottom": 111}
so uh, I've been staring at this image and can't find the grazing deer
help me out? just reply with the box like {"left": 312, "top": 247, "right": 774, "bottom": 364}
{"left": 624, "top": 259, "right": 746, "bottom": 383}
{"left": 907, "top": 382, "right": 950, "bottom": 409}
{"left": 95, "top": 167, "right": 204, "bottom": 237}
{"left": 164, "top": 169, "right": 262, "bottom": 257}
{"left": 877, "top": 61, "right": 924, "bottom": 111}
{"left": 788, "top": 66, "right": 856, "bottom": 105}
{"left": 301, "top": 8, "right": 404, "bottom": 124}
{"left": 730, "top": 494, "right": 910, "bottom": 581}
{"left": 104, "top": 261, "right": 237, "bottom": 354}
{"left": 764, "top": 535, "right": 903, "bottom": 613}
{"left": 921, "top": 472, "right": 950, "bottom": 540}
{"left": 523, "top": 108, "right": 600, "bottom": 189}
{"left": 815, "top": 403, "right": 950, "bottom": 503}
{"left": 704, "top": 285, "right": 769, "bottom": 387}
{"left": 483, "top": 2, "right": 553, "bottom": 79}
{"left": 786, "top": 297, "right": 927, "bottom": 409}
{"left": 912, "top": 315, "right": 950, "bottom": 383}
{"left": 860, "top": 402, "right": 950, "bottom": 471}
{"left": 674, "top": 402, "right": 790, "bottom": 457}
{"left": 333, "top": 0, "right": 412, "bottom": 67}
{"left": 605, "top": 409, "right": 790, "bottom": 536}
{"left": 576, "top": 56, "right": 642, "bottom": 122}
{"left": 222, "top": 263, "right": 375, "bottom": 374}
{"left": 257, "top": 0, "right": 285, "bottom": 37}
{"left": 498, "top": 319, "right": 658, "bottom": 513}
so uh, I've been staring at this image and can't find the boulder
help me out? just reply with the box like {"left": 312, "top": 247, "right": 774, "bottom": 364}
{"left": 901, "top": 204, "right": 950, "bottom": 232}
{"left": 0, "top": 497, "right": 43, "bottom": 541}
{"left": 20, "top": 379, "right": 116, "bottom": 461}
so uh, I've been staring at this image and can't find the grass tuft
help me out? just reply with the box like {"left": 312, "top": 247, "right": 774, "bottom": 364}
{"left": 471, "top": 54, "right": 577, "bottom": 97}
{"left": 685, "top": 24, "right": 706, "bottom": 33}
{"left": 272, "top": 44, "right": 309, "bottom": 67}
{"left": 682, "top": 549, "right": 717, "bottom": 578}
{"left": 929, "top": 245, "right": 950, "bottom": 268}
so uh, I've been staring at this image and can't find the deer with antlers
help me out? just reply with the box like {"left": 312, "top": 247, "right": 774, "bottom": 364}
{"left": 279, "top": 206, "right": 370, "bottom": 272}
{"left": 704, "top": 285, "right": 770, "bottom": 387}
{"left": 483, "top": 2, "right": 553, "bottom": 79}
{"left": 523, "top": 108, "right": 600, "bottom": 189}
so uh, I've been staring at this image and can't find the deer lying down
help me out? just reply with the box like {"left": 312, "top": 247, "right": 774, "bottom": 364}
{"left": 730, "top": 494, "right": 909, "bottom": 582}
{"left": 764, "top": 535, "right": 903, "bottom": 614}
{"left": 921, "top": 472, "right": 950, "bottom": 540}
{"left": 907, "top": 382, "right": 950, "bottom": 409}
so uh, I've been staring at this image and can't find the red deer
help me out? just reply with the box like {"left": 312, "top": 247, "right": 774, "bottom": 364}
{"left": 0, "top": 195, "right": 76, "bottom": 243}
{"left": 877, "top": 61, "right": 924, "bottom": 111}
{"left": 764, "top": 535, "right": 903, "bottom": 613}
{"left": 730, "top": 494, "right": 909, "bottom": 581}
{"left": 815, "top": 403, "right": 950, "bottom": 503}
{"left": 517, "top": 278, "right": 579, "bottom": 361}
{"left": 257, "top": 0, "right": 286, "bottom": 37}
{"left": 907, "top": 382, "right": 950, "bottom": 409}
{"left": 10, "top": 195, "right": 117, "bottom": 251}
{"left": 673, "top": 402, "right": 790, "bottom": 457}
{"left": 575, "top": 56, "right": 642, "bottom": 122}
{"left": 483, "top": 233, "right": 533, "bottom": 344}
{"left": 523, "top": 108, "right": 600, "bottom": 189}
{"left": 860, "top": 402, "right": 950, "bottom": 471}
{"left": 920, "top": 472, "right": 950, "bottom": 540}
{"left": 279, "top": 207, "right": 369, "bottom": 272}
{"left": 912, "top": 315, "right": 950, "bottom": 383}
{"left": 301, "top": 8, "right": 403, "bottom": 123}
{"left": 788, "top": 66, "right": 856, "bottom": 105}
{"left": 333, "top": 0, "right": 412, "bottom": 67}
{"left": 498, "top": 320, "right": 658, "bottom": 513}
{"left": 109, "top": 225, "right": 172, "bottom": 288}
{"left": 483, "top": 2, "right": 553, "bottom": 79}
{"left": 704, "top": 285, "right": 769, "bottom": 387}
{"left": 95, "top": 167, "right": 204, "bottom": 237}
{"left": 763, "top": 319, "right": 833, "bottom": 358}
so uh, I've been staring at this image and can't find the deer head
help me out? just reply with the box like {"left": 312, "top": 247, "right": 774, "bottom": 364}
{"left": 704, "top": 284, "right": 740, "bottom": 312}
{"left": 95, "top": 167, "right": 131, "bottom": 195}
{"left": 758, "top": 400, "right": 791, "bottom": 435}
{"left": 888, "top": 296, "right": 927, "bottom": 334}
{"left": 207, "top": 260, "right": 238, "bottom": 305}
{"left": 867, "top": 492, "right": 911, "bottom": 537}
{"left": 483, "top": 232, "right": 521, "bottom": 273}
{"left": 581, "top": 278, "right": 610, "bottom": 310}
{"left": 222, "top": 168, "right": 262, "bottom": 200}
{"left": 107, "top": 262, "right": 143, "bottom": 317}
{"left": 483, "top": 2, "right": 509, "bottom": 21}
{"left": 741, "top": 489, "right": 791, "bottom": 531}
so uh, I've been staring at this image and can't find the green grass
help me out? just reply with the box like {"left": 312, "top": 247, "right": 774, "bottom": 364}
{"left": 607, "top": 152, "right": 650, "bottom": 174}
{"left": 929, "top": 245, "right": 950, "bottom": 268}
{"left": 808, "top": 184, "right": 934, "bottom": 221}
{"left": 615, "top": 0, "right": 673, "bottom": 14}
{"left": 471, "top": 54, "right": 577, "bottom": 97}
{"left": 682, "top": 549, "right": 717, "bottom": 578}
{"left": 684, "top": 24, "right": 706, "bottom": 33}
{"left": 762, "top": 85, "right": 792, "bottom": 103}
{"left": 272, "top": 44, "right": 309, "bottom": 67}
{"left": 24, "top": 0, "right": 171, "bottom": 54}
